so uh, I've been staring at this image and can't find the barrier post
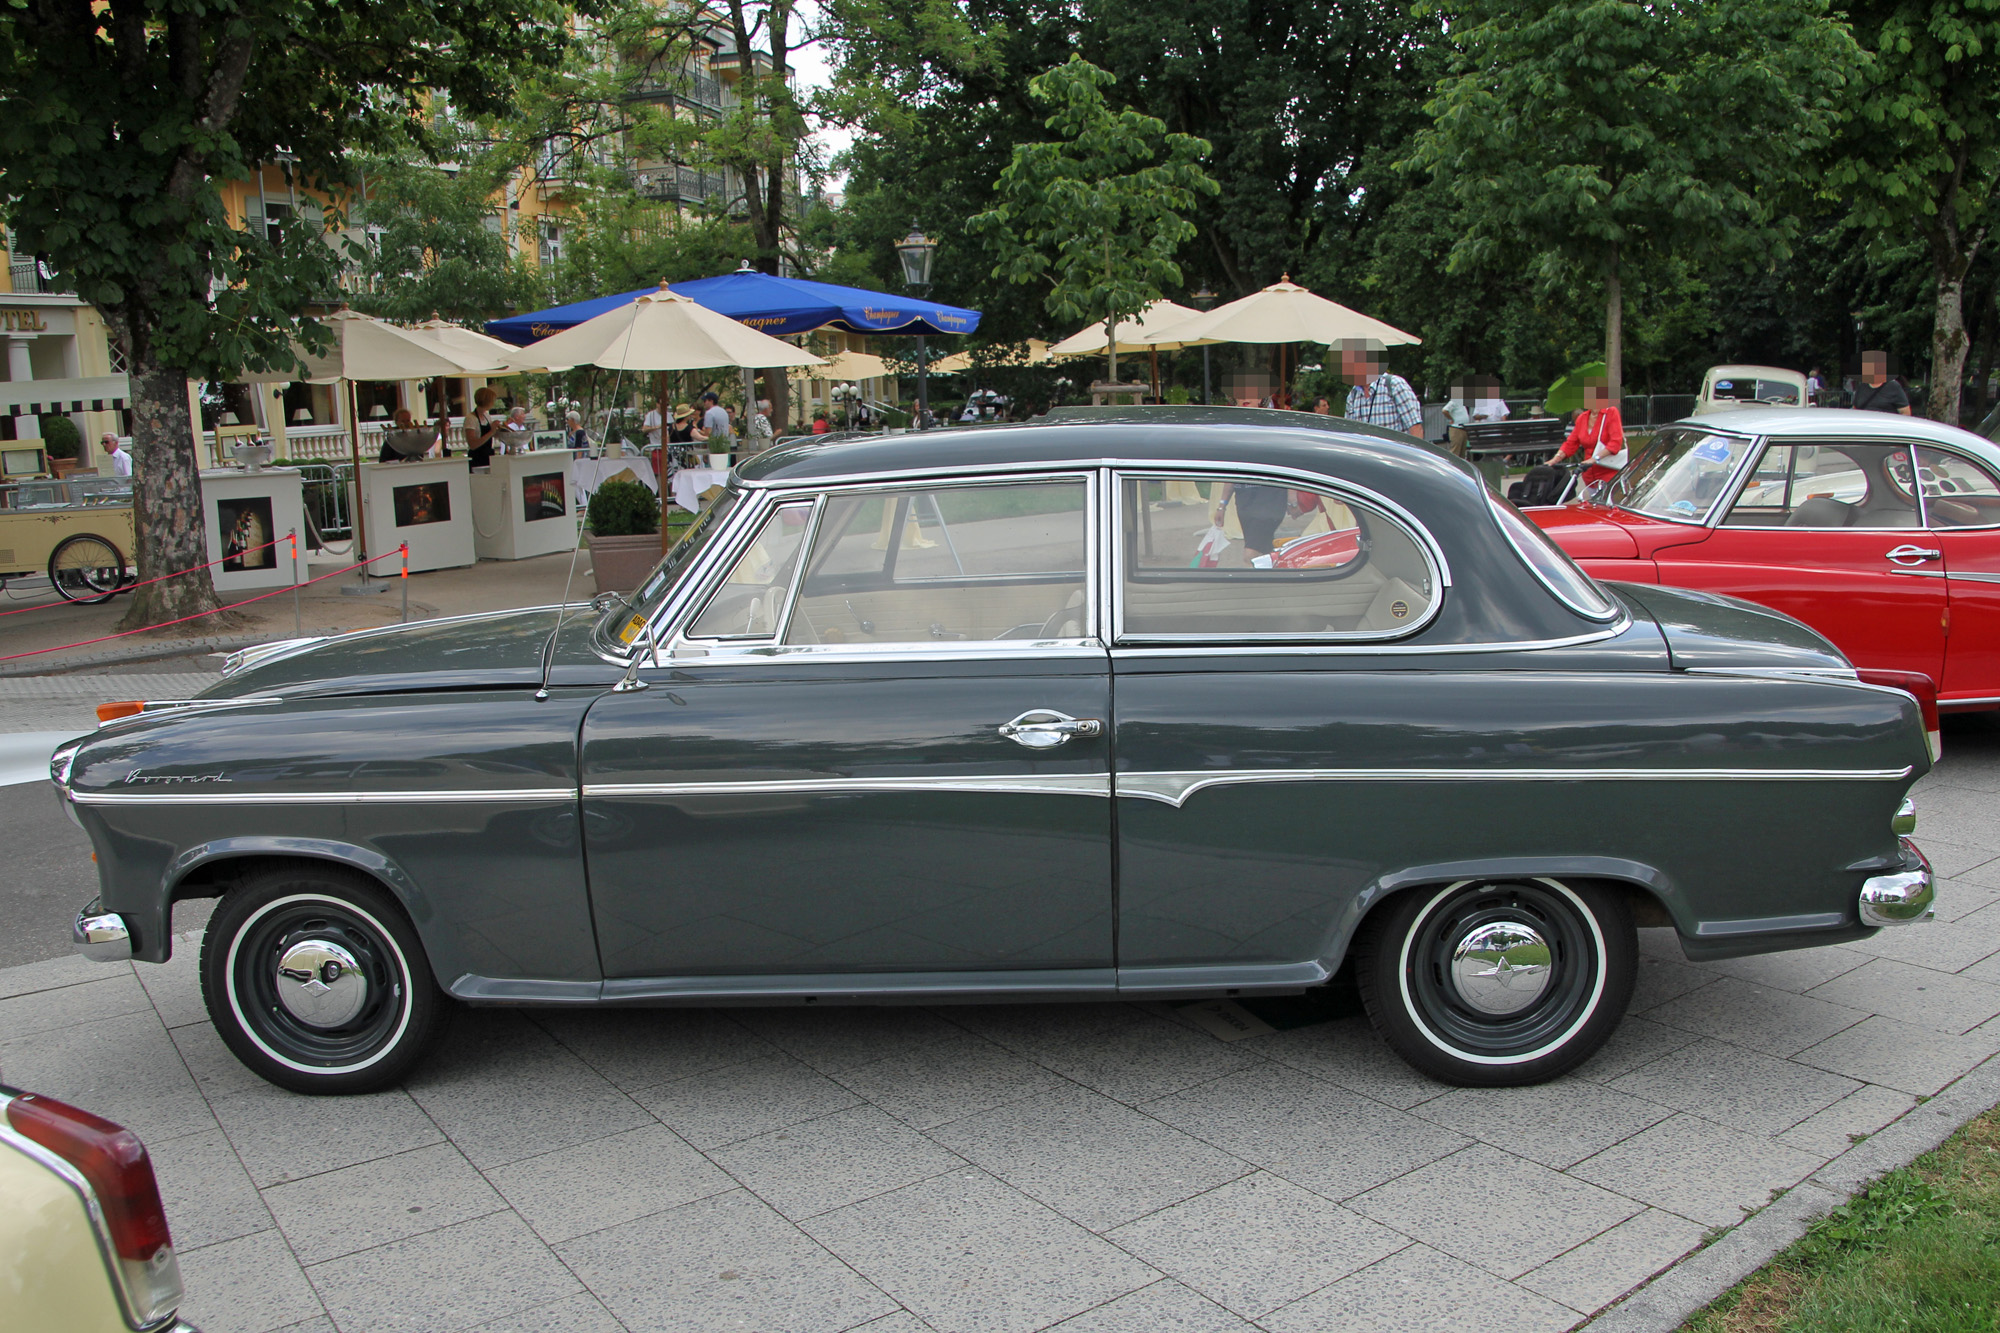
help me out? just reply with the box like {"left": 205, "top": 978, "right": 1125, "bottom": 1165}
{"left": 289, "top": 530, "right": 301, "bottom": 637}
{"left": 400, "top": 543, "right": 409, "bottom": 623}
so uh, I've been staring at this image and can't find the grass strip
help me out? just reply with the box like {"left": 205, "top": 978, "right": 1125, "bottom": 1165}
{"left": 1682, "top": 1106, "right": 2000, "bottom": 1332}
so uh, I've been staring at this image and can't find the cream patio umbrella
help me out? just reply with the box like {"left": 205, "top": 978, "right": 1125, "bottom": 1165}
{"left": 819, "top": 349, "right": 891, "bottom": 380}
{"left": 276, "top": 309, "right": 497, "bottom": 565}
{"left": 515, "top": 283, "right": 825, "bottom": 547}
{"left": 1143, "top": 278, "right": 1420, "bottom": 406}
{"left": 928, "top": 339, "right": 1056, "bottom": 374}
{"left": 1049, "top": 302, "right": 1201, "bottom": 400}
{"left": 406, "top": 317, "right": 553, "bottom": 374}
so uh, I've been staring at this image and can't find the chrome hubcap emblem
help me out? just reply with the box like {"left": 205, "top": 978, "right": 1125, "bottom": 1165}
{"left": 1449, "top": 920, "right": 1552, "bottom": 1016}
{"left": 274, "top": 939, "right": 367, "bottom": 1028}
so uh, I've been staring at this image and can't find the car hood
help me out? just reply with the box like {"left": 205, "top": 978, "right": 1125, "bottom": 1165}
{"left": 1613, "top": 582, "right": 1851, "bottom": 673}
{"left": 200, "top": 608, "right": 625, "bottom": 699}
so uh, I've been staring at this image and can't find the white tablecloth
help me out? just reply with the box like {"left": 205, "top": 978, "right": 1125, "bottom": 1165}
{"left": 571, "top": 456, "right": 658, "bottom": 515}
{"left": 672, "top": 467, "right": 730, "bottom": 512}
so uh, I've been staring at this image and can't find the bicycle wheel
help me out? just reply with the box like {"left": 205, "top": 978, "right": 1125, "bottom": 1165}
{"left": 48, "top": 533, "right": 129, "bottom": 604}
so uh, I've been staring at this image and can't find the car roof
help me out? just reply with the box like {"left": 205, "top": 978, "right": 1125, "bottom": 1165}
{"left": 1706, "top": 365, "right": 1804, "bottom": 381}
{"left": 1671, "top": 407, "right": 2000, "bottom": 461}
{"left": 739, "top": 405, "right": 1433, "bottom": 487}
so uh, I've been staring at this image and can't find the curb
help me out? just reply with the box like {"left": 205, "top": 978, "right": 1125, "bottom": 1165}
{"left": 1583, "top": 1052, "right": 2000, "bottom": 1330}
{"left": 0, "top": 603, "right": 440, "bottom": 677}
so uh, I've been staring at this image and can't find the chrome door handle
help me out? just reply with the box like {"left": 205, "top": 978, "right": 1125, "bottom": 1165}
{"left": 999, "top": 709, "right": 1104, "bottom": 749}
{"left": 1886, "top": 544, "right": 1943, "bottom": 566}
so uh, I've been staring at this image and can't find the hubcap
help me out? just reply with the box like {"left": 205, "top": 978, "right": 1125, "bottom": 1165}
{"left": 1449, "top": 919, "right": 1552, "bottom": 1016}
{"left": 274, "top": 939, "right": 367, "bottom": 1027}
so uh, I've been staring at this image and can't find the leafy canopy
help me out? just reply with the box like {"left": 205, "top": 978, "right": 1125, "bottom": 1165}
{"left": 970, "top": 57, "right": 1217, "bottom": 348}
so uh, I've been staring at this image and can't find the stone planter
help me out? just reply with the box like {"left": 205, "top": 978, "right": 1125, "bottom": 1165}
{"left": 588, "top": 531, "right": 663, "bottom": 596}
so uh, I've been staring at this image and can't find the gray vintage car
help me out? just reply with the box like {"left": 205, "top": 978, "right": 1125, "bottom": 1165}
{"left": 56, "top": 408, "right": 1936, "bottom": 1094}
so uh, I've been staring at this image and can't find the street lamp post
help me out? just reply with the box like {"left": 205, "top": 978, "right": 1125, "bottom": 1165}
{"left": 897, "top": 226, "right": 938, "bottom": 430}
{"left": 1192, "top": 287, "right": 1217, "bottom": 404}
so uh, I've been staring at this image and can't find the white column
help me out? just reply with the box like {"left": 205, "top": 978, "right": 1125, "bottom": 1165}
{"left": 6, "top": 336, "right": 39, "bottom": 439}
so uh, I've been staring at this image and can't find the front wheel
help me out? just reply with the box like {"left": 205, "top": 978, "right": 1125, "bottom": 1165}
{"left": 47, "top": 533, "right": 129, "bottom": 604}
{"left": 1356, "top": 878, "right": 1635, "bottom": 1086}
{"left": 200, "top": 865, "right": 447, "bottom": 1095}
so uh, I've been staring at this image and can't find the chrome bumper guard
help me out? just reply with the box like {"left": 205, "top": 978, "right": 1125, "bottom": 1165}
{"left": 73, "top": 899, "right": 134, "bottom": 962}
{"left": 1859, "top": 841, "right": 1935, "bottom": 927}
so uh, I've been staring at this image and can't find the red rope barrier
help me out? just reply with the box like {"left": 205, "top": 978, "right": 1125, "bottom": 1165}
{"left": 0, "top": 543, "right": 409, "bottom": 664}
{"left": 0, "top": 529, "right": 295, "bottom": 619}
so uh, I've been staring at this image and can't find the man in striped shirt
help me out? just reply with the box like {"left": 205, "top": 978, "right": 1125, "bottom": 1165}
{"left": 1340, "top": 339, "right": 1423, "bottom": 436}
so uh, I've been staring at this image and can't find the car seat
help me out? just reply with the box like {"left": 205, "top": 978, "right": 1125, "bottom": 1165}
{"left": 1786, "top": 497, "right": 1857, "bottom": 528}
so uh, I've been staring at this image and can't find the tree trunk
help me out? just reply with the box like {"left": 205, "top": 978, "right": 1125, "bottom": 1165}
{"left": 1928, "top": 242, "right": 1978, "bottom": 424}
{"left": 117, "top": 337, "right": 228, "bottom": 631}
{"left": 1604, "top": 245, "right": 1623, "bottom": 403}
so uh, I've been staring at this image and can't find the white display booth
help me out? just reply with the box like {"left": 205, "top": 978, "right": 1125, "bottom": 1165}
{"left": 469, "top": 450, "right": 577, "bottom": 561}
{"left": 199, "top": 467, "right": 308, "bottom": 594}
{"left": 358, "top": 458, "right": 474, "bottom": 573}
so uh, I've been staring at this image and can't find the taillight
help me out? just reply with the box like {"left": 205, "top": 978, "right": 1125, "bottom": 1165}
{"left": 1857, "top": 668, "right": 1941, "bottom": 761}
{"left": 96, "top": 700, "right": 146, "bottom": 724}
{"left": 6, "top": 1092, "right": 183, "bottom": 1325}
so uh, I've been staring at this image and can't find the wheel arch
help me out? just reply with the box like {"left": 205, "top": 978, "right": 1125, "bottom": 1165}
{"left": 162, "top": 838, "right": 437, "bottom": 962}
{"left": 1320, "top": 856, "right": 1680, "bottom": 975}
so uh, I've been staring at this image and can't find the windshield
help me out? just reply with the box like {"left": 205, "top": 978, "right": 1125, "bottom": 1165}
{"left": 1710, "top": 377, "right": 1801, "bottom": 404}
{"left": 1606, "top": 427, "right": 1755, "bottom": 522}
{"left": 592, "top": 489, "right": 741, "bottom": 651}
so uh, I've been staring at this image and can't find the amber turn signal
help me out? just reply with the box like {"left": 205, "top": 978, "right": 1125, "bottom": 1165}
{"left": 96, "top": 701, "right": 146, "bottom": 723}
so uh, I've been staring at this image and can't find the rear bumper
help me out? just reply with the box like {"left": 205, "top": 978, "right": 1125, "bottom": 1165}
{"left": 72, "top": 899, "right": 133, "bottom": 962}
{"left": 1859, "top": 839, "right": 1934, "bottom": 927}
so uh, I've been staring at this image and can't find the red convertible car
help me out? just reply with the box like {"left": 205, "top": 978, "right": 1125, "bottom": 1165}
{"left": 1527, "top": 409, "right": 2000, "bottom": 722}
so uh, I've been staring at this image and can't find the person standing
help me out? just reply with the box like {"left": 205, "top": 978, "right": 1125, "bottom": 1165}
{"left": 1443, "top": 381, "right": 1473, "bottom": 457}
{"left": 1550, "top": 379, "right": 1628, "bottom": 500}
{"left": 565, "top": 411, "right": 589, "bottom": 452}
{"left": 1853, "top": 351, "right": 1913, "bottom": 415}
{"left": 747, "top": 397, "right": 775, "bottom": 454}
{"left": 700, "top": 392, "right": 734, "bottom": 456}
{"left": 464, "top": 386, "right": 501, "bottom": 467}
{"left": 102, "top": 433, "right": 133, "bottom": 477}
{"left": 1806, "top": 366, "right": 1825, "bottom": 406}
{"left": 1339, "top": 339, "right": 1423, "bottom": 436}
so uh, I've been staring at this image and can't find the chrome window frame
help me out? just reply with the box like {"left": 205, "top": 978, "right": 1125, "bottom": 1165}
{"left": 650, "top": 469, "right": 1104, "bottom": 665}
{"left": 1107, "top": 465, "right": 1450, "bottom": 646}
{"left": 1703, "top": 435, "right": 1930, "bottom": 533}
{"left": 1487, "top": 492, "right": 1622, "bottom": 622}
{"left": 680, "top": 495, "right": 825, "bottom": 644}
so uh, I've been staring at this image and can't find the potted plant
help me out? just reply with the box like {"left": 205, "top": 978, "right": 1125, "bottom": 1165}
{"left": 586, "top": 478, "right": 662, "bottom": 595}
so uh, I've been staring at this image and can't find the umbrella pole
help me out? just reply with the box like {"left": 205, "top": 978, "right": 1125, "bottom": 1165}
{"left": 349, "top": 379, "right": 368, "bottom": 572}
{"left": 1150, "top": 347, "right": 1160, "bottom": 403}
{"left": 656, "top": 370, "right": 671, "bottom": 555}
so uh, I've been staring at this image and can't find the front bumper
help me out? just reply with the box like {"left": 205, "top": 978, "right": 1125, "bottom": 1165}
{"left": 1859, "top": 839, "right": 1935, "bottom": 927}
{"left": 73, "top": 899, "right": 133, "bottom": 962}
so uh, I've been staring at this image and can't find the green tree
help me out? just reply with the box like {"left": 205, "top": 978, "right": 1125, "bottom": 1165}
{"left": 0, "top": 0, "right": 571, "bottom": 627}
{"left": 1830, "top": 2, "right": 2000, "bottom": 421}
{"left": 970, "top": 57, "right": 1216, "bottom": 386}
{"left": 1409, "top": 0, "right": 1856, "bottom": 399}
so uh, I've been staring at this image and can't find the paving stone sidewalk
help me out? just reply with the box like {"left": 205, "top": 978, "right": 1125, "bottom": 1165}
{"left": 3, "top": 741, "right": 1998, "bottom": 1333}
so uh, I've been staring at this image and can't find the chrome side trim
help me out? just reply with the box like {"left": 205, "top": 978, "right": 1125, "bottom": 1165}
{"left": 1116, "top": 766, "right": 1913, "bottom": 808}
{"left": 1683, "top": 666, "right": 1861, "bottom": 682}
{"left": 1107, "top": 622, "right": 1631, "bottom": 658}
{"left": 585, "top": 774, "right": 1113, "bottom": 801}
{"left": 72, "top": 786, "right": 576, "bottom": 807}
{"left": 1946, "top": 570, "right": 2000, "bottom": 584}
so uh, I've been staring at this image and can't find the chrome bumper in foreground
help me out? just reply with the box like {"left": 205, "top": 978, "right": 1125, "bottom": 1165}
{"left": 1859, "top": 840, "right": 1935, "bottom": 927}
{"left": 73, "top": 899, "right": 133, "bottom": 962}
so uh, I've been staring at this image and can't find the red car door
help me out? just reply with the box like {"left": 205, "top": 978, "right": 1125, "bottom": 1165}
{"left": 1915, "top": 445, "right": 2000, "bottom": 704}
{"left": 1653, "top": 439, "right": 1947, "bottom": 687}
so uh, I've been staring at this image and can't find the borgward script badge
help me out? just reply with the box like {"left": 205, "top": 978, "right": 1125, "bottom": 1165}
{"left": 123, "top": 771, "right": 231, "bottom": 784}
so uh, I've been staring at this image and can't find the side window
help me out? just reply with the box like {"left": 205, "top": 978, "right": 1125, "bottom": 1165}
{"left": 1118, "top": 475, "right": 1436, "bottom": 638}
{"left": 1722, "top": 444, "right": 1796, "bottom": 525}
{"left": 686, "top": 502, "right": 813, "bottom": 639}
{"left": 1722, "top": 443, "right": 1918, "bottom": 530}
{"left": 1915, "top": 447, "right": 2000, "bottom": 528}
{"left": 784, "top": 480, "right": 1089, "bottom": 645}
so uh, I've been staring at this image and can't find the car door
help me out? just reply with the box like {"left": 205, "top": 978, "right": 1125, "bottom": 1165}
{"left": 1914, "top": 445, "right": 2000, "bottom": 703}
{"left": 1106, "top": 470, "right": 1454, "bottom": 989}
{"left": 578, "top": 475, "right": 1115, "bottom": 992}
{"left": 1653, "top": 439, "right": 1947, "bottom": 687}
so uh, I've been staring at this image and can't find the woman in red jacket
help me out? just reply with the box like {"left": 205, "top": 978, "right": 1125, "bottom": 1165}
{"left": 1552, "top": 379, "right": 1627, "bottom": 501}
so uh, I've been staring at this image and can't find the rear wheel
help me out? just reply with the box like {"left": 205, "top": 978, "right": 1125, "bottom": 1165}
{"left": 200, "top": 865, "right": 447, "bottom": 1095}
{"left": 47, "top": 533, "right": 129, "bottom": 604}
{"left": 1356, "top": 877, "right": 1635, "bottom": 1086}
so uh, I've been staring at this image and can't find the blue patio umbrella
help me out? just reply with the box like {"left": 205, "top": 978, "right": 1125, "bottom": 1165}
{"left": 485, "top": 267, "right": 981, "bottom": 346}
